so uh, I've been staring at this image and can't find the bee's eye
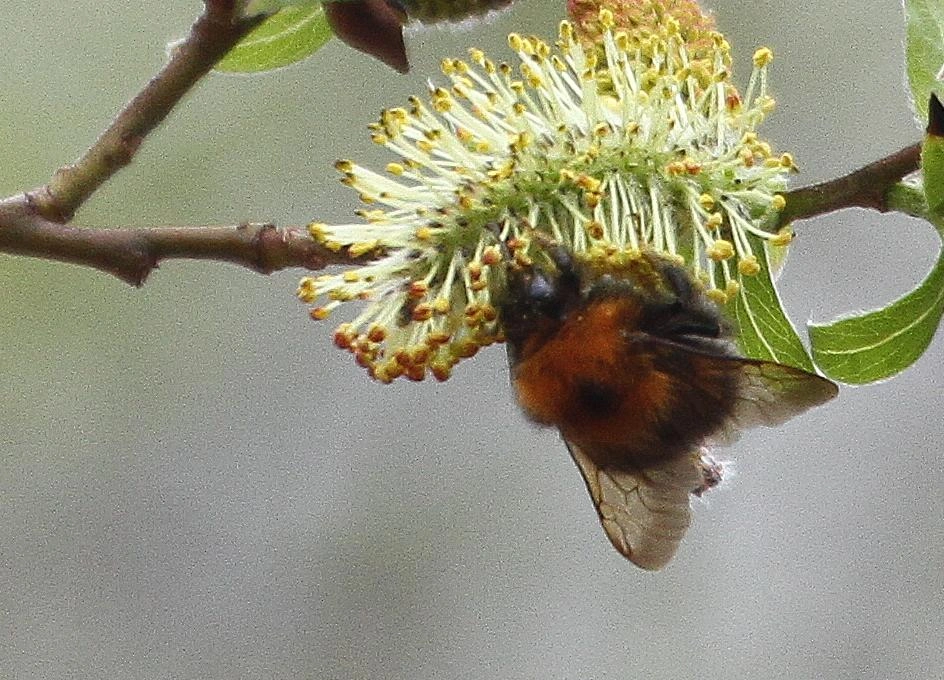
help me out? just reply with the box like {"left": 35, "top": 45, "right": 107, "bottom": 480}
{"left": 506, "top": 240, "right": 583, "bottom": 316}
{"left": 525, "top": 272, "right": 578, "bottom": 321}
{"left": 525, "top": 274, "right": 555, "bottom": 305}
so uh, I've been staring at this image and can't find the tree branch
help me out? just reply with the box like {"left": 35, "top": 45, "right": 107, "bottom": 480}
{"left": 782, "top": 142, "right": 922, "bottom": 223}
{"left": 0, "top": 196, "right": 359, "bottom": 286}
{"left": 0, "top": 1, "right": 360, "bottom": 286}
{"left": 0, "top": 0, "right": 928, "bottom": 288}
{"left": 25, "top": 1, "right": 264, "bottom": 223}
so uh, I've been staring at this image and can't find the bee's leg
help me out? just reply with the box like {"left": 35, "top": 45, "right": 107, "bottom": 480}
{"left": 646, "top": 258, "right": 727, "bottom": 340}
{"left": 691, "top": 450, "right": 725, "bottom": 496}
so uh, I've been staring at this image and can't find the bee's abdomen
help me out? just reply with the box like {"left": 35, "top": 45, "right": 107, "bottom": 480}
{"left": 511, "top": 296, "right": 742, "bottom": 467}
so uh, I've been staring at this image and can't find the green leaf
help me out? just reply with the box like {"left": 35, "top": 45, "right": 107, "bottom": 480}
{"left": 924, "top": 93, "right": 944, "bottom": 219}
{"left": 904, "top": 0, "right": 944, "bottom": 122}
{"left": 217, "top": 3, "right": 331, "bottom": 73}
{"left": 728, "top": 240, "right": 817, "bottom": 372}
{"left": 924, "top": 138, "right": 944, "bottom": 220}
{"left": 808, "top": 246, "right": 944, "bottom": 384}
{"left": 240, "top": 0, "right": 315, "bottom": 16}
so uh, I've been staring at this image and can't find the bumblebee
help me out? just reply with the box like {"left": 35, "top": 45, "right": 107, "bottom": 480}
{"left": 501, "top": 242, "right": 837, "bottom": 570}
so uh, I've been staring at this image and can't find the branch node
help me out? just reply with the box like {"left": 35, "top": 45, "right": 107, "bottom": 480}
{"left": 25, "top": 184, "right": 71, "bottom": 223}
{"left": 246, "top": 222, "right": 279, "bottom": 274}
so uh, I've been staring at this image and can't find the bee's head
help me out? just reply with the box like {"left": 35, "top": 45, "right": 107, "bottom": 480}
{"left": 498, "top": 237, "right": 585, "bottom": 364}
{"left": 499, "top": 237, "right": 735, "bottom": 364}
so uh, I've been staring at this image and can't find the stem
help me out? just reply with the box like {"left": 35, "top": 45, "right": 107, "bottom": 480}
{"left": 885, "top": 182, "right": 930, "bottom": 221}
{"left": 781, "top": 143, "right": 921, "bottom": 223}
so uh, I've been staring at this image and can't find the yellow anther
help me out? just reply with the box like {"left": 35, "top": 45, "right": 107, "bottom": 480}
{"left": 708, "top": 239, "right": 735, "bottom": 261}
{"left": 296, "top": 277, "right": 317, "bottom": 303}
{"left": 307, "top": 222, "right": 328, "bottom": 240}
{"left": 752, "top": 47, "right": 774, "bottom": 68}
{"left": 706, "top": 289, "right": 728, "bottom": 305}
{"left": 348, "top": 240, "right": 379, "bottom": 257}
{"left": 704, "top": 212, "right": 723, "bottom": 230}
{"left": 770, "top": 228, "right": 794, "bottom": 247}
{"left": 737, "top": 255, "right": 761, "bottom": 276}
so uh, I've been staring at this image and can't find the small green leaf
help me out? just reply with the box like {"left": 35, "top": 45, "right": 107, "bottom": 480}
{"left": 728, "top": 240, "right": 817, "bottom": 372}
{"left": 217, "top": 3, "right": 331, "bottom": 73}
{"left": 904, "top": 0, "right": 944, "bottom": 122}
{"left": 809, "top": 247, "right": 944, "bottom": 384}
{"left": 241, "top": 0, "right": 314, "bottom": 16}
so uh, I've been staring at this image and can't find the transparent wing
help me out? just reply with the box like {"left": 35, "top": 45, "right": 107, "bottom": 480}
{"left": 735, "top": 359, "right": 838, "bottom": 426}
{"left": 564, "top": 358, "right": 836, "bottom": 569}
{"left": 713, "top": 358, "right": 838, "bottom": 444}
{"left": 566, "top": 443, "right": 707, "bottom": 570}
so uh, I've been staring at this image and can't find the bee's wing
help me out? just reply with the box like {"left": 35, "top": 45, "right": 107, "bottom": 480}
{"left": 564, "top": 360, "right": 835, "bottom": 570}
{"left": 645, "top": 334, "right": 838, "bottom": 440}
{"left": 714, "top": 358, "right": 838, "bottom": 444}
{"left": 566, "top": 442, "right": 707, "bottom": 570}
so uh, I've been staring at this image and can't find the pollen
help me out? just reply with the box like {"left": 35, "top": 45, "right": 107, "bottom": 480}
{"left": 706, "top": 288, "right": 728, "bottom": 305}
{"left": 771, "top": 228, "right": 794, "bottom": 247}
{"left": 698, "top": 193, "right": 716, "bottom": 211}
{"left": 708, "top": 240, "right": 735, "bottom": 262}
{"left": 737, "top": 255, "right": 761, "bottom": 276}
{"left": 301, "top": 11, "right": 797, "bottom": 381}
{"left": 296, "top": 277, "right": 317, "bottom": 303}
{"left": 752, "top": 47, "right": 774, "bottom": 68}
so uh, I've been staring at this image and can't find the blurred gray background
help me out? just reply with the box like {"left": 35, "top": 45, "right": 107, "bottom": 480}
{"left": 2, "top": 1, "right": 941, "bottom": 678}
